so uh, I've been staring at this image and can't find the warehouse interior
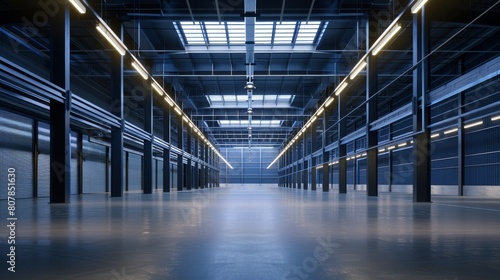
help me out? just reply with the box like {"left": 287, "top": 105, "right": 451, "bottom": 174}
{"left": 0, "top": 0, "right": 499, "bottom": 279}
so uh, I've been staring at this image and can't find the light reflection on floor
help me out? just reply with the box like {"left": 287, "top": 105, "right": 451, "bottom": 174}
{"left": 1, "top": 186, "right": 500, "bottom": 279}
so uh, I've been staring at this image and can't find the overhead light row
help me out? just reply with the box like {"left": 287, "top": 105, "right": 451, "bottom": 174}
{"left": 152, "top": 78, "right": 233, "bottom": 168}
{"left": 69, "top": 0, "right": 87, "bottom": 14}
{"left": 267, "top": 2, "right": 427, "bottom": 169}
{"left": 94, "top": 15, "right": 233, "bottom": 169}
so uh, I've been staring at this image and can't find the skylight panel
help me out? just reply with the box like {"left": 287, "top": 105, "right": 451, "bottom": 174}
{"left": 180, "top": 21, "right": 205, "bottom": 44}
{"left": 207, "top": 95, "right": 294, "bottom": 108}
{"left": 274, "top": 22, "right": 296, "bottom": 44}
{"left": 227, "top": 22, "right": 246, "bottom": 44}
{"left": 218, "top": 120, "right": 282, "bottom": 127}
{"left": 296, "top": 21, "right": 321, "bottom": 44}
{"left": 205, "top": 22, "right": 228, "bottom": 44}
{"left": 255, "top": 22, "right": 274, "bottom": 44}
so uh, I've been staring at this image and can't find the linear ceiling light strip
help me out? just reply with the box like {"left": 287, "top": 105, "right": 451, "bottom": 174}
{"left": 267, "top": 2, "right": 422, "bottom": 169}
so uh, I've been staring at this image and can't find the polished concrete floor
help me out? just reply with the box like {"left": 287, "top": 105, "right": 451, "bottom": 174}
{"left": 1, "top": 186, "right": 500, "bottom": 280}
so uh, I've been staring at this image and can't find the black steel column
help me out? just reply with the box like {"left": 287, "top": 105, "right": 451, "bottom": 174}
{"left": 295, "top": 141, "right": 304, "bottom": 189}
{"left": 163, "top": 105, "right": 171, "bottom": 192}
{"left": 125, "top": 152, "right": 129, "bottom": 191}
{"left": 105, "top": 147, "right": 110, "bottom": 193}
{"left": 458, "top": 91, "right": 465, "bottom": 196}
{"left": 77, "top": 133, "right": 83, "bottom": 194}
{"left": 177, "top": 116, "right": 184, "bottom": 191}
{"left": 412, "top": 6, "right": 431, "bottom": 202}
{"left": 322, "top": 163, "right": 329, "bottom": 192}
{"left": 204, "top": 145, "right": 209, "bottom": 188}
{"left": 33, "top": 120, "right": 38, "bottom": 198}
{"left": 200, "top": 144, "right": 205, "bottom": 189}
{"left": 143, "top": 77, "right": 153, "bottom": 194}
{"left": 194, "top": 136, "right": 199, "bottom": 189}
{"left": 322, "top": 110, "right": 330, "bottom": 192}
{"left": 311, "top": 121, "right": 317, "bottom": 190}
{"left": 366, "top": 17, "right": 379, "bottom": 197}
{"left": 186, "top": 126, "right": 192, "bottom": 190}
{"left": 338, "top": 94, "right": 347, "bottom": 194}
{"left": 303, "top": 132, "right": 308, "bottom": 189}
{"left": 49, "top": 2, "right": 71, "bottom": 203}
{"left": 110, "top": 21, "right": 124, "bottom": 197}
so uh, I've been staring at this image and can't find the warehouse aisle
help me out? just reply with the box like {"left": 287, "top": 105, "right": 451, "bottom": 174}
{"left": 2, "top": 186, "right": 500, "bottom": 279}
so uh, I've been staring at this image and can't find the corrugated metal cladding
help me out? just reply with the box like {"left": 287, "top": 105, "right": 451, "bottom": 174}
{"left": 220, "top": 148, "right": 278, "bottom": 184}
{"left": 82, "top": 138, "right": 107, "bottom": 193}
{"left": 0, "top": 109, "right": 33, "bottom": 199}
{"left": 128, "top": 152, "right": 143, "bottom": 191}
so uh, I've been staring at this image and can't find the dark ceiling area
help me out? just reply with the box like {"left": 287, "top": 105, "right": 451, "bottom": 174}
{"left": 1, "top": 0, "right": 499, "bottom": 149}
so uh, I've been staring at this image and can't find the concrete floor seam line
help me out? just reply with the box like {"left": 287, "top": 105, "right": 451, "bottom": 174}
{"left": 432, "top": 203, "right": 500, "bottom": 213}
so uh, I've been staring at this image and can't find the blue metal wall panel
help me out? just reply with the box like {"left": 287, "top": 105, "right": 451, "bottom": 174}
{"left": 221, "top": 148, "right": 278, "bottom": 184}
{"left": 82, "top": 138, "right": 106, "bottom": 193}
{"left": 0, "top": 109, "right": 33, "bottom": 199}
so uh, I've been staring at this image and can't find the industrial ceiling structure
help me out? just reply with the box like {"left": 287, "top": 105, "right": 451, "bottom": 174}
{"left": 1, "top": 0, "right": 499, "bottom": 155}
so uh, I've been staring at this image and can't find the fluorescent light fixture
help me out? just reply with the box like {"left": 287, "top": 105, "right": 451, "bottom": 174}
{"left": 182, "top": 116, "right": 189, "bottom": 123}
{"left": 431, "top": 133, "right": 439, "bottom": 138}
{"left": 335, "top": 82, "right": 348, "bottom": 96}
{"left": 316, "top": 165, "right": 323, "bottom": 169}
{"left": 96, "top": 23, "right": 127, "bottom": 56}
{"left": 311, "top": 116, "right": 317, "bottom": 123}
{"left": 316, "top": 107, "right": 325, "bottom": 116}
{"left": 298, "top": 131, "right": 302, "bottom": 136}
{"left": 444, "top": 128, "right": 458, "bottom": 135}
{"left": 325, "top": 96, "right": 334, "bottom": 107}
{"left": 362, "top": 153, "right": 367, "bottom": 156}
{"left": 492, "top": 115, "right": 500, "bottom": 121}
{"left": 464, "top": 121, "right": 483, "bottom": 129}
{"left": 356, "top": 155, "right": 361, "bottom": 158}
{"left": 387, "top": 146, "right": 396, "bottom": 150}
{"left": 151, "top": 82, "right": 164, "bottom": 96}
{"left": 350, "top": 61, "right": 367, "bottom": 80}
{"left": 411, "top": 0, "right": 429, "bottom": 14}
{"left": 131, "top": 60, "right": 149, "bottom": 80}
{"left": 164, "top": 96, "right": 174, "bottom": 107}
{"left": 174, "top": 107, "right": 182, "bottom": 116}
{"left": 347, "top": 157, "right": 351, "bottom": 161}
{"left": 372, "top": 24, "right": 402, "bottom": 56}
{"left": 398, "top": 143, "right": 407, "bottom": 147}
{"left": 379, "top": 148, "right": 386, "bottom": 152}
{"left": 306, "top": 122, "right": 311, "bottom": 128}
{"left": 188, "top": 122, "right": 193, "bottom": 128}
{"left": 247, "top": 108, "right": 253, "bottom": 114}
{"left": 69, "top": 0, "right": 86, "bottom": 14}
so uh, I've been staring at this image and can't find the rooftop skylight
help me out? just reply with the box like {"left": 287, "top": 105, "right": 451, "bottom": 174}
{"left": 207, "top": 94, "right": 294, "bottom": 108}
{"left": 175, "top": 21, "right": 325, "bottom": 47}
{"left": 219, "top": 120, "right": 282, "bottom": 128}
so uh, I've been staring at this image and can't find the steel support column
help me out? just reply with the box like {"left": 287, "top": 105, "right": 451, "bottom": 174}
{"left": 186, "top": 128, "right": 192, "bottom": 190}
{"left": 311, "top": 121, "right": 317, "bottom": 190}
{"left": 322, "top": 110, "right": 330, "bottom": 192}
{"left": 366, "top": 17, "right": 379, "bottom": 197}
{"left": 110, "top": 21, "right": 124, "bottom": 198}
{"left": 338, "top": 94, "right": 347, "bottom": 194}
{"left": 412, "top": 6, "right": 431, "bottom": 202}
{"left": 49, "top": 2, "right": 71, "bottom": 203}
{"left": 163, "top": 105, "right": 171, "bottom": 192}
{"left": 33, "top": 120, "right": 38, "bottom": 198}
{"left": 303, "top": 133, "right": 308, "bottom": 189}
{"left": 77, "top": 133, "right": 83, "bottom": 195}
{"left": 458, "top": 90, "right": 465, "bottom": 196}
{"left": 204, "top": 145, "right": 209, "bottom": 188}
{"left": 143, "top": 77, "right": 153, "bottom": 194}
{"left": 177, "top": 116, "right": 184, "bottom": 191}
{"left": 194, "top": 136, "right": 199, "bottom": 189}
